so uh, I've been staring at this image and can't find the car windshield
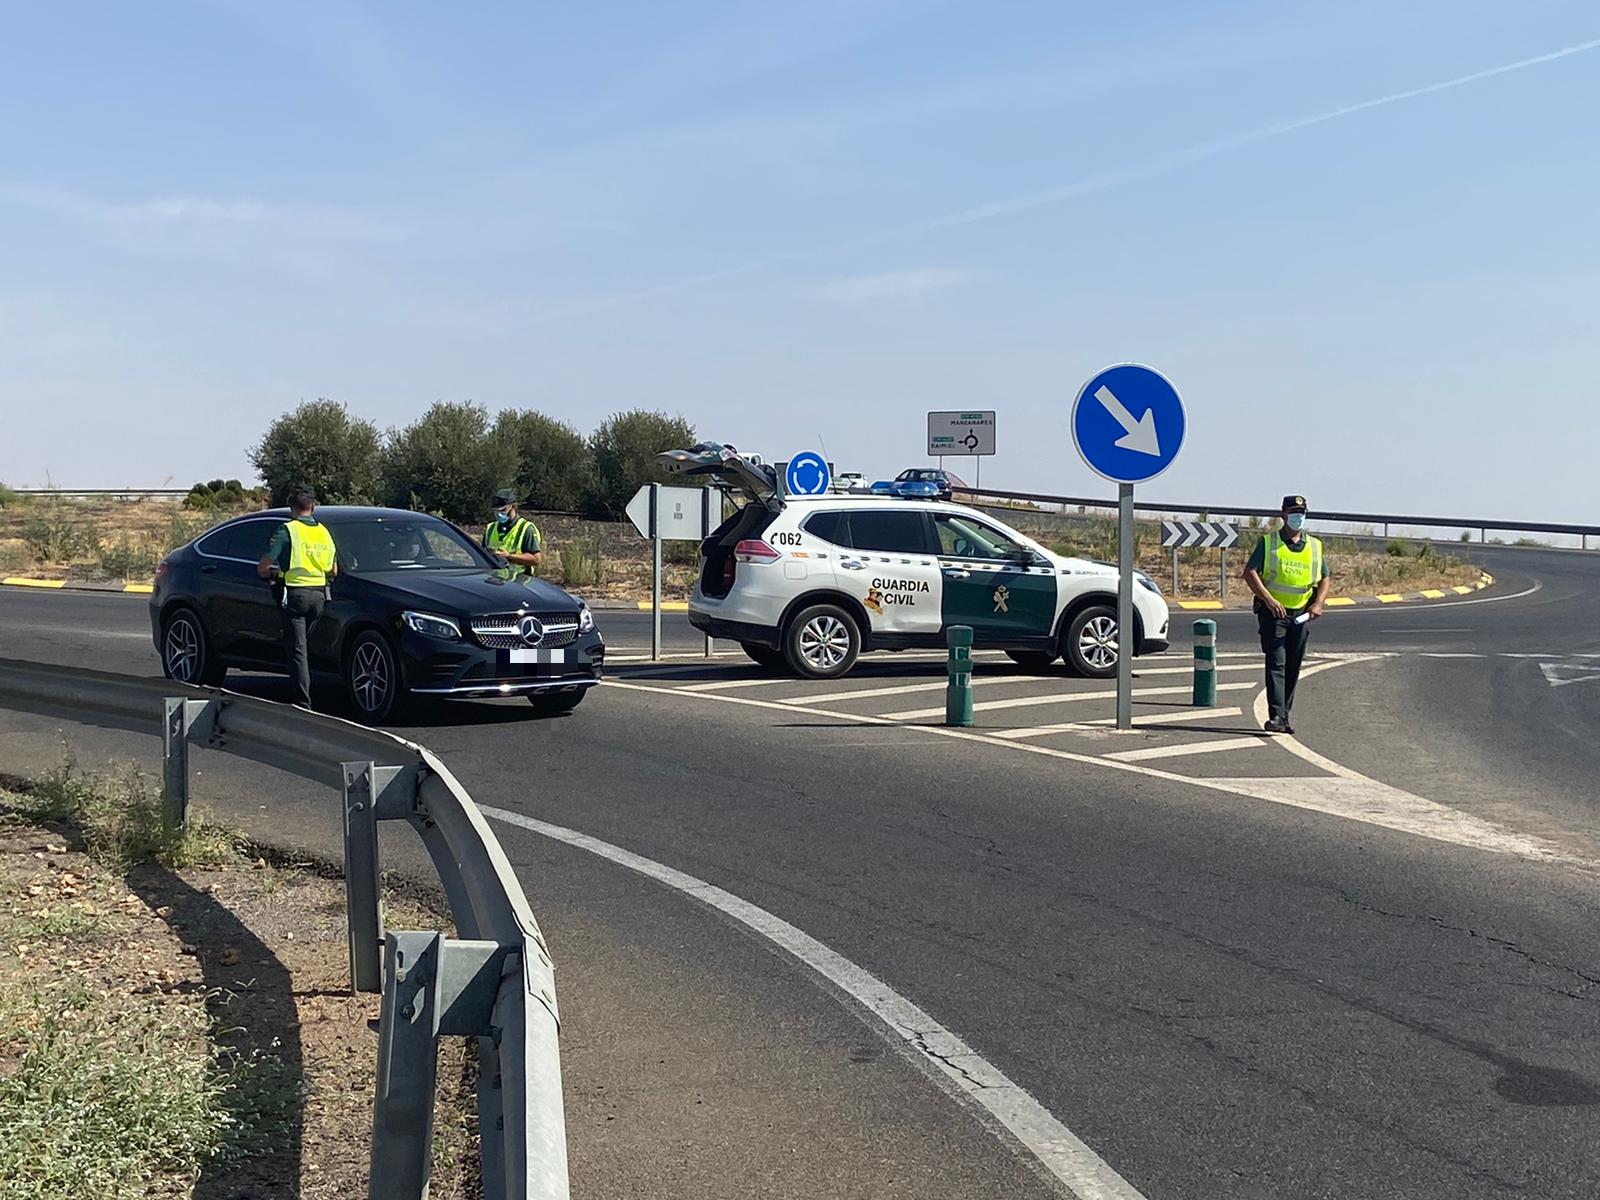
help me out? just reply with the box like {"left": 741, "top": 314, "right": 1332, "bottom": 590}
{"left": 331, "top": 517, "right": 493, "bottom": 574}
{"left": 897, "top": 470, "right": 943, "bottom": 482}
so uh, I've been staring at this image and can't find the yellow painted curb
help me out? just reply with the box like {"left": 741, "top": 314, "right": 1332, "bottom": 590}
{"left": 123, "top": 583, "right": 154, "bottom": 594}
{"left": 1376, "top": 593, "right": 1405, "bottom": 603}
{"left": 1451, "top": 585, "right": 1473, "bottom": 595}
{"left": 1420, "top": 589, "right": 1446, "bottom": 599}
{"left": 637, "top": 600, "right": 690, "bottom": 612}
{"left": 2, "top": 577, "right": 65, "bottom": 589}
{"left": 1175, "top": 600, "right": 1224, "bottom": 610}
{"left": 1324, "top": 597, "right": 1357, "bottom": 607}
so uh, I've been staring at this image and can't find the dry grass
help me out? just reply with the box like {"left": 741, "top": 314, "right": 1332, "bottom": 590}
{"left": 0, "top": 764, "right": 479, "bottom": 1198}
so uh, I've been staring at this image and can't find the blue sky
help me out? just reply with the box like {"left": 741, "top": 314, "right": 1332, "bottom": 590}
{"left": 2, "top": 1, "right": 1596, "bottom": 521}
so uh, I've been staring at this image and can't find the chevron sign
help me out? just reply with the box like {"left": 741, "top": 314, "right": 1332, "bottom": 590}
{"left": 1162, "top": 520, "right": 1239, "bottom": 549}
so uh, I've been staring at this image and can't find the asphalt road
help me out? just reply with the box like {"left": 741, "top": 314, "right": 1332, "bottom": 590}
{"left": 2, "top": 543, "right": 1598, "bottom": 1199}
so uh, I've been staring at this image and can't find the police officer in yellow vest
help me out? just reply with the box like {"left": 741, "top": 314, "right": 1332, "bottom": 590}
{"left": 1242, "top": 495, "right": 1330, "bottom": 735}
{"left": 256, "top": 489, "right": 338, "bottom": 709}
{"left": 484, "top": 488, "right": 542, "bottom": 576}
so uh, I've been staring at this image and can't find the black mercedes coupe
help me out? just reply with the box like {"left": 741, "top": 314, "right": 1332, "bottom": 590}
{"left": 150, "top": 506, "right": 604, "bottom": 721}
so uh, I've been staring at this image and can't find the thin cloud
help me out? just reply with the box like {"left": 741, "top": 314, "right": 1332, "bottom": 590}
{"left": 811, "top": 267, "right": 970, "bottom": 305}
{"left": 543, "top": 34, "right": 1600, "bottom": 321}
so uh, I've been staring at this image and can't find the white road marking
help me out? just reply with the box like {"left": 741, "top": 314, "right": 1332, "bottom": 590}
{"left": 791, "top": 675, "right": 1035, "bottom": 705}
{"left": 883, "top": 681, "right": 1256, "bottom": 722}
{"left": 1246, "top": 667, "right": 1582, "bottom": 863}
{"left": 1105, "top": 736, "right": 1268, "bottom": 763}
{"left": 1540, "top": 662, "right": 1600, "bottom": 688}
{"left": 679, "top": 677, "right": 804, "bottom": 691}
{"left": 8, "top": 625, "right": 150, "bottom": 640}
{"left": 992, "top": 706, "right": 1246, "bottom": 740}
{"left": 1127, "top": 662, "right": 1266, "bottom": 678}
{"left": 1418, "top": 652, "right": 1487, "bottom": 659}
{"left": 481, "top": 805, "right": 1149, "bottom": 1200}
{"left": 607, "top": 678, "right": 1586, "bottom": 867}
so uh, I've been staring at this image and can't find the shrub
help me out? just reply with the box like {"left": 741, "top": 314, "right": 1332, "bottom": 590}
{"left": 250, "top": 399, "right": 383, "bottom": 506}
{"left": 559, "top": 536, "right": 605, "bottom": 589}
{"left": 1385, "top": 539, "right": 1408, "bottom": 557}
{"left": 0, "top": 481, "right": 18, "bottom": 508}
{"left": 21, "top": 504, "right": 98, "bottom": 563}
{"left": 1459, "top": 530, "right": 1474, "bottom": 543}
{"left": 493, "top": 409, "right": 593, "bottom": 513}
{"left": 380, "top": 401, "right": 517, "bottom": 526}
{"left": 98, "top": 532, "right": 161, "bottom": 581}
{"left": 184, "top": 478, "right": 265, "bottom": 511}
{"left": 586, "top": 409, "right": 697, "bottom": 519}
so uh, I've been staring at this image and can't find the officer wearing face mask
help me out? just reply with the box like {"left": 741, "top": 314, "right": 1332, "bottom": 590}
{"left": 1242, "top": 495, "right": 1330, "bottom": 735}
{"left": 484, "top": 488, "right": 542, "bottom": 577}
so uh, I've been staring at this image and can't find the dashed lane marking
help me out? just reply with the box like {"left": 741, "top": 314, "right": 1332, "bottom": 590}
{"left": 1106, "top": 736, "right": 1269, "bottom": 763}
{"left": 791, "top": 675, "right": 1037, "bottom": 705}
{"left": 481, "top": 805, "right": 1150, "bottom": 1200}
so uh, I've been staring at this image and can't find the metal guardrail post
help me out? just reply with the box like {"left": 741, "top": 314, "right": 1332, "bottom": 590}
{"left": 161, "top": 696, "right": 217, "bottom": 830}
{"left": 946, "top": 625, "right": 974, "bottom": 727}
{"left": 1193, "top": 619, "right": 1217, "bottom": 707}
{"left": 371, "top": 930, "right": 443, "bottom": 1198}
{"left": 342, "top": 761, "right": 394, "bottom": 994}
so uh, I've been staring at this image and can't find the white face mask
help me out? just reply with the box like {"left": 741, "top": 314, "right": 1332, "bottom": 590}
{"left": 1285, "top": 512, "right": 1307, "bottom": 532}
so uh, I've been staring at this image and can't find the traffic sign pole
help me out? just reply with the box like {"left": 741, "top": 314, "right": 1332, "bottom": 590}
{"left": 650, "top": 483, "right": 662, "bottom": 662}
{"left": 1116, "top": 484, "right": 1134, "bottom": 730}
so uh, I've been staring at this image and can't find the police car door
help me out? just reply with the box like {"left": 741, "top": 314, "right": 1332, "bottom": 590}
{"left": 837, "top": 508, "right": 941, "bottom": 641}
{"left": 932, "top": 511, "right": 1057, "bottom": 646}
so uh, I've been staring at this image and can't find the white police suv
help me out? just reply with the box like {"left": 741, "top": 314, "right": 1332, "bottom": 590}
{"left": 659, "top": 444, "right": 1170, "bottom": 680}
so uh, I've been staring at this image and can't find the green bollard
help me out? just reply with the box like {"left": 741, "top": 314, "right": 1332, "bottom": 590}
{"left": 946, "top": 624, "right": 974, "bottom": 727}
{"left": 1192, "top": 618, "right": 1217, "bottom": 707}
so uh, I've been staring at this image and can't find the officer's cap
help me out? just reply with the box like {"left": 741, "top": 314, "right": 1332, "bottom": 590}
{"left": 1281, "top": 495, "right": 1308, "bottom": 512}
{"left": 493, "top": 488, "right": 519, "bottom": 508}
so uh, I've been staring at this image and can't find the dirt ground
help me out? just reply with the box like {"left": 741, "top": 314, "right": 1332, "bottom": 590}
{"left": 0, "top": 782, "right": 478, "bottom": 1199}
{"left": 0, "top": 494, "right": 1482, "bottom": 601}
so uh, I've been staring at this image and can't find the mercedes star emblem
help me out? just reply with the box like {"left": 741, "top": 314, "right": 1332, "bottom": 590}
{"left": 518, "top": 615, "right": 546, "bottom": 647}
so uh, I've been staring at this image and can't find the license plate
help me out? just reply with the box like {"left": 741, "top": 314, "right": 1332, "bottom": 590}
{"left": 510, "top": 648, "right": 566, "bottom": 663}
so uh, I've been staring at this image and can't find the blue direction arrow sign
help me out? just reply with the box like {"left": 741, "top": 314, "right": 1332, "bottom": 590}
{"left": 784, "top": 451, "right": 831, "bottom": 496}
{"left": 1071, "top": 363, "right": 1186, "bottom": 484}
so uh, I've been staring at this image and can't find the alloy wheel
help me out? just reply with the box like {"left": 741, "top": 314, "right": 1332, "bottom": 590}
{"left": 164, "top": 615, "right": 201, "bottom": 682}
{"left": 1079, "top": 615, "right": 1119, "bottom": 671}
{"left": 798, "top": 615, "right": 851, "bottom": 671}
{"left": 351, "top": 641, "right": 391, "bottom": 714}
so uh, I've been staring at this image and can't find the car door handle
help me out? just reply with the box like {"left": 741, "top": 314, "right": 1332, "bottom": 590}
{"left": 943, "top": 568, "right": 971, "bottom": 580}
{"left": 200, "top": 565, "right": 217, "bottom": 574}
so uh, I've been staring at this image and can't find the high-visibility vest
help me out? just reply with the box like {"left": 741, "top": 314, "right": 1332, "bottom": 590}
{"left": 485, "top": 517, "right": 540, "bottom": 575}
{"left": 283, "top": 519, "right": 337, "bottom": 587}
{"left": 1260, "top": 530, "right": 1323, "bottom": 610}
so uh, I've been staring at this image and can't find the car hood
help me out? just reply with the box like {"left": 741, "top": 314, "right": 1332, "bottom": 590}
{"left": 353, "top": 569, "right": 581, "bottom": 615}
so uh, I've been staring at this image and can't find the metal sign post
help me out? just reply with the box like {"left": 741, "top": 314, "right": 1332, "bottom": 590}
{"left": 1071, "top": 364, "right": 1187, "bottom": 730}
{"left": 649, "top": 484, "right": 662, "bottom": 661}
{"left": 1116, "top": 484, "right": 1135, "bottom": 728}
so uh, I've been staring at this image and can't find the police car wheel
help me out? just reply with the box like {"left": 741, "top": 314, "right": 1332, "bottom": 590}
{"left": 1005, "top": 649, "right": 1058, "bottom": 672}
{"left": 161, "top": 607, "right": 225, "bottom": 686}
{"left": 1065, "top": 605, "right": 1119, "bottom": 678}
{"left": 785, "top": 604, "right": 860, "bottom": 679}
{"left": 345, "top": 630, "right": 403, "bottom": 723}
{"left": 740, "top": 642, "right": 787, "bottom": 670}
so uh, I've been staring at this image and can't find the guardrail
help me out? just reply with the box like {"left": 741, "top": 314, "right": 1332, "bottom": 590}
{"left": 0, "top": 658, "right": 568, "bottom": 1200}
{"left": 10, "top": 487, "right": 192, "bottom": 498}
{"left": 953, "top": 486, "right": 1600, "bottom": 548}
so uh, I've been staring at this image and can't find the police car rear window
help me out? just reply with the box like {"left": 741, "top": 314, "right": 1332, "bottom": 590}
{"left": 844, "top": 510, "right": 932, "bottom": 554}
{"left": 801, "top": 511, "right": 846, "bottom": 545}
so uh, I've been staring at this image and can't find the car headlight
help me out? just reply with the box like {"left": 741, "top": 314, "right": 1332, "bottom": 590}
{"left": 1136, "top": 573, "right": 1162, "bottom": 596}
{"left": 578, "top": 603, "right": 595, "bottom": 634}
{"left": 401, "top": 611, "right": 461, "bottom": 640}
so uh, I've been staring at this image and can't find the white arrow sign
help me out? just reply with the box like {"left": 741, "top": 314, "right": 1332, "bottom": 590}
{"left": 1094, "top": 385, "right": 1161, "bottom": 457}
